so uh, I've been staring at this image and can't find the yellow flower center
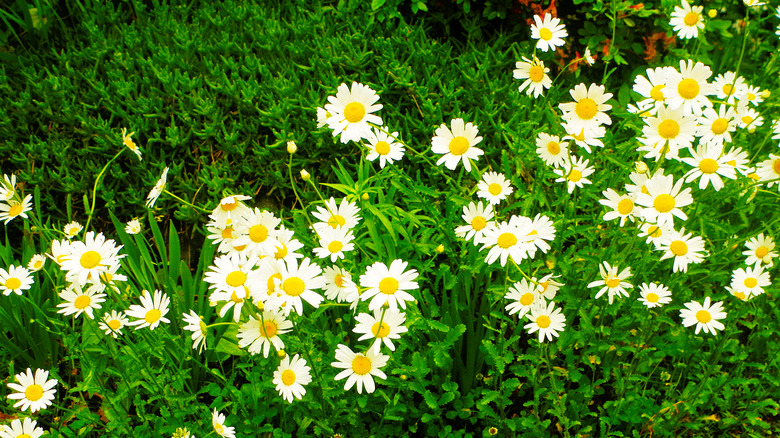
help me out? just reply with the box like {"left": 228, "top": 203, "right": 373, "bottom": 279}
{"left": 529, "top": 65, "right": 545, "bottom": 82}
{"left": 221, "top": 226, "right": 234, "bottom": 239}
{"left": 743, "top": 277, "right": 758, "bottom": 288}
{"left": 755, "top": 246, "right": 769, "bottom": 258}
{"left": 617, "top": 198, "right": 634, "bottom": 215}
{"left": 25, "top": 384, "right": 44, "bottom": 401}
{"left": 8, "top": 204, "right": 23, "bottom": 217}
{"left": 670, "top": 240, "right": 688, "bottom": 256}
{"left": 710, "top": 118, "right": 728, "bottom": 135}
{"left": 497, "top": 232, "right": 517, "bottom": 249}
{"left": 650, "top": 84, "right": 665, "bottom": 101}
{"left": 573, "top": 129, "right": 586, "bottom": 141}
{"left": 226, "top": 271, "right": 247, "bottom": 288}
{"left": 33, "top": 260, "right": 44, "bottom": 270}
{"left": 647, "top": 226, "right": 662, "bottom": 238}
{"left": 379, "top": 277, "right": 399, "bottom": 295}
{"left": 344, "top": 102, "right": 366, "bottom": 123}
{"left": 741, "top": 115, "right": 753, "bottom": 125}
{"left": 657, "top": 119, "right": 680, "bottom": 139}
{"left": 108, "top": 319, "right": 121, "bottom": 330}
{"left": 683, "top": 11, "right": 700, "bottom": 26}
{"left": 274, "top": 243, "right": 288, "bottom": 259}
{"left": 281, "top": 369, "right": 296, "bottom": 386}
{"left": 653, "top": 193, "right": 675, "bottom": 213}
{"left": 722, "top": 84, "right": 734, "bottom": 96}
{"left": 698, "top": 158, "right": 719, "bottom": 174}
{"left": 540, "top": 281, "right": 549, "bottom": 292}
{"left": 546, "top": 141, "right": 560, "bottom": 155}
{"left": 267, "top": 273, "right": 283, "bottom": 293}
{"left": 568, "top": 169, "right": 583, "bottom": 182}
{"left": 695, "top": 309, "right": 711, "bottom": 323}
{"left": 605, "top": 277, "right": 620, "bottom": 288}
{"left": 646, "top": 292, "right": 659, "bottom": 303}
{"left": 221, "top": 199, "right": 239, "bottom": 211}
{"left": 471, "top": 216, "right": 487, "bottom": 231}
{"left": 334, "top": 274, "right": 346, "bottom": 288}
{"left": 5, "top": 277, "right": 21, "bottom": 290}
{"left": 74, "top": 294, "right": 91, "bottom": 310}
{"left": 283, "top": 277, "right": 305, "bottom": 297}
{"left": 488, "top": 183, "right": 503, "bottom": 196}
{"left": 448, "top": 136, "right": 470, "bottom": 155}
{"left": 145, "top": 309, "right": 161, "bottom": 324}
{"left": 536, "top": 315, "right": 551, "bottom": 329}
{"left": 372, "top": 321, "right": 391, "bottom": 338}
{"left": 677, "top": 78, "right": 700, "bottom": 100}
{"left": 351, "top": 355, "right": 372, "bottom": 375}
{"left": 99, "top": 272, "right": 114, "bottom": 283}
{"left": 214, "top": 424, "right": 224, "bottom": 434}
{"left": 328, "top": 241, "right": 343, "bottom": 253}
{"left": 735, "top": 291, "right": 747, "bottom": 300}
{"left": 249, "top": 225, "right": 269, "bottom": 243}
{"left": 520, "top": 293, "right": 535, "bottom": 306}
{"left": 575, "top": 98, "right": 598, "bottom": 120}
{"left": 539, "top": 27, "right": 553, "bottom": 41}
{"left": 327, "top": 214, "right": 346, "bottom": 228}
{"left": 80, "top": 250, "right": 102, "bottom": 269}
{"left": 262, "top": 320, "right": 278, "bottom": 338}
{"left": 375, "top": 141, "right": 391, "bottom": 155}
{"left": 771, "top": 159, "right": 780, "bottom": 175}
{"left": 19, "top": 434, "right": 31, "bottom": 438}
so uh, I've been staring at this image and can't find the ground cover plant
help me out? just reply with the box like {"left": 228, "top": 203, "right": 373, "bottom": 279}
{"left": 1, "top": 0, "right": 780, "bottom": 436}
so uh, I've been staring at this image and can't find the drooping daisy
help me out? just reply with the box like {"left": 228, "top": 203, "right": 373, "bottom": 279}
{"left": 359, "top": 259, "right": 419, "bottom": 312}
{"left": 182, "top": 310, "right": 208, "bottom": 353}
{"left": 98, "top": 310, "right": 129, "bottom": 338}
{"left": 635, "top": 173, "right": 693, "bottom": 228}
{"left": 553, "top": 156, "right": 595, "bottom": 194}
{"left": 454, "top": 201, "right": 495, "bottom": 245}
{"left": 513, "top": 56, "right": 553, "bottom": 97}
{"left": 325, "top": 82, "right": 383, "bottom": 144}
{"left": 6, "top": 368, "right": 57, "bottom": 412}
{"left": 524, "top": 301, "right": 566, "bottom": 342}
{"left": 637, "top": 282, "right": 673, "bottom": 308}
{"left": 561, "top": 121, "right": 606, "bottom": 153}
{"left": 63, "top": 221, "right": 83, "bottom": 239}
{"left": 0, "top": 174, "right": 16, "bottom": 201}
{"left": 0, "top": 265, "right": 34, "bottom": 296}
{"left": 0, "top": 417, "right": 45, "bottom": 438}
{"left": 505, "top": 278, "right": 544, "bottom": 319}
{"left": 237, "top": 310, "right": 293, "bottom": 357}
{"left": 558, "top": 83, "right": 613, "bottom": 134}
{"left": 755, "top": 154, "right": 780, "bottom": 188}
{"left": 728, "top": 264, "right": 771, "bottom": 299}
{"left": 680, "top": 297, "right": 726, "bottom": 335}
{"left": 331, "top": 344, "right": 389, "bottom": 394}
{"left": 211, "top": 409, "right": 236, "bottom": 438}
{"left": 598, "top": 189, "right": 639, "bottom": 226}
{"left": 60, "top": 231, "right": 124, "bottom": 287}
{"left": 210, "top": 195, "right": 252, "bottom": 228}
{"left": 145, "top": 167, "right": 169, "bottom": 208}
{"left": 56, "top": 284, "right": 106, "bottom": 319}
{"left": 321, "top": 265, "right": 359, "bottom": 303}
{"left": 125, "top": 218, "right": 142, "bottom": 235}
{"left": 656, "top": 228, "right": 708, "bottom": 273}
{"left": 0, "top": 194, "right": 33, "bottom": 224}
{"left": 268, "top": 257, "right": 325, "bottom": 316}
{"left": 231, "top": 208, "right": 281, "bottom": 257}
{"left": 312, "top": 226, "right": 355, "bottom": 262}
{"left": 430, "top": 118, "right": 484, "bottom": 172}
{"left": 535, "top": 133, "right": 569, "bottom": 168}
{"left": 535, "top": 273, "right": 564, "bottom": 300}
{"left": 126, "top": 289, "right": 171, "bottom": 330}
{"left": 27, "top": 254, "right": 46, "bottom": 272}
{"left": 311, "top": 197, "right": 361, "bottom": 231}
{"left": 669, "top": 1, "right": 705, "bottom": 40}
{"left": 587, "top": 261, "right": 633, "bottom": 304}
{"left": 663, "top": 60, "right": 714, "bottom": 117}
{"left": 121, "top": 127, "right": 142, "bottom": 161}
{"left": 273, "top": 354, "right": 312, "bottom": 403}
{"left": 353, "top": 309, "right": 408, "bottom": 354}
{"left": 529, "top": 14, "right": 568, "bottom": 52}
{"left": 638, "top": 105, "right": 698, "bottom": 161}
{"left": 480, "top": 220, "right": 535, "bottom": 267}
{"left": 696, "top": 105, "right": 737, "bottom": 147}
{"left": 476, "top": 172, "right": 514, "bottom": 205}
{"left": 743, "top": 233, "right": 777, "bottom": 267}
{"left": 365, "top": 126, "right": 405, "bottom": 168}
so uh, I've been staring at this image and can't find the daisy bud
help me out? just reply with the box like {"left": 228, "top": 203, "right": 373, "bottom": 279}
{"left": 435, "top": 244, "right": 444, "bottom": 254}
{"left": 277, "top": 349, "right": 286, "bottom": 358}
{"left": 335, "top": 318, "right": 342, "bottom": 323}
{"left": 300, "top": 169, "right": 311, "bottom": 181}
{"left": 708, "top": 8, "right": 717, "bottom": 17}
{"left": 760, "top": 89, "right": 771, "bottom": 99}
{"left": 286, "top": 140, "right": 297, "bottom": 154}
{"left": 400, "top": 374, "right": 407, "bottom": 380}
{"left": 361, "top": 193, "right": 369, "bottom": 201}
{"left": 546, "top": 259, "right": 556, "bottom": 269}
{"left": 748, "top": 125, "right": 756, "bottom": 134}
{"left": 635, "top": 161, "right": 649, "bottom": 174}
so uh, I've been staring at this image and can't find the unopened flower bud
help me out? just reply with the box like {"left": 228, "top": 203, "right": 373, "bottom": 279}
{"left": 300, "top": 169, "right": 311, "bottom": 181}
{"left": 635, "top": 161, "right": 649, "bottom": 174}
{"left": 760, "top": 89, "right": 771, "bottom": 99}
{"left": 277, "top": 349, "right": 286, "bottom": 359}
{"left": 435, "top": 244, "right": 444, "bottom": 254}
{"left": 708, "top": 8, "right": 717, "bottom": 18}
{"left": 361, "top": 193, "right": 369, "bottom": 201}
{"left": 286, "top": 140, "right": 297, "bottom": 154}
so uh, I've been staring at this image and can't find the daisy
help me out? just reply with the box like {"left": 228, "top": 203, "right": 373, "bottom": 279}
{"left": 530, "top": 14, "right": 568, "bottom": 52}
{"left": 669, "top": 0, "right": 705, "bottom": 40}
{"left": 736, "top": 106, "right": 763, "bottom": 130}
{"left": 27, "top": 254, "right": 46, "bottom": 272}
{"left": 524, "top": 301, "right": 566, "bottom": 342}
{"left": 365, "top": 126, "right": 405, "bottom": 168}
{"left": 331, "top": 344, "right": 389, "bottom": 394}
{"left": 353, "top": 309, "right": 408, "bottom": 354}
{"left": 98, "top": 310, "right": 129, "bottom": 338}
{"left": 210, "top": 194, "right": 252, "bottom": 229}
{"left": 325, "top": 82, "right": 383, "bottom": 144}
{"left": 561, "top": 122, "right": 606, "bottom": 153}
{"left": 204, "top": 253, "right": 261, "bottom": 320}
{"left": 535, "top": 133, "right": 569, "bottom": 168}
{"left": 741, "top": 85, "right": 763, "bottom": 106}
{"left": 476, "top": 172, "right": 514, "bottom": 205}
{"left": 558, "top": 83, "right": 613, "bottom": 134}
{"left": 316, "top": 107, "right": 330, "bottom": 128}
{"left": 722, "top": 146, "right": 752, "bottom": 176}
{"left": 0, "top": 174, "right": 16, "bottom": 201}
{"left": 60, "top": 231, "right": 124, "bottom": 287}
{"left": 145, "top": 167, "right": 169, "bottom": 208}
{"left": 211, "top": 409, "right": 236, "bottom": 438}
{"left": 231, "top": 208, "right": 281, "bottom": 257}
{"left": 743, "top": 233, "right": 777, "bottom": 267}
{"left": 728, "top": 264, "right": 771, "bottom": 298}
{"left": 536, "top": 274, "right": 564, "bottom": 300}
{"left": 272, "top": 225, "right": 304, "bottom": 262}
{"left": 321, "top": 265, "right": 359, "bottom": 303}
{"left": 63, "top": 221, "right": 83, "bottom": 239}
{"left": 587, "top": 261, "right": 633, "bottom": 304}
{"left": 312, "top": 226, "right": 355, "bottom": 262}
{"left": 638, "top": 105, "right": 697, "bottom": 161}
{"left": 359, "top": 259, "right": 419, "bottom": 312}
{"left": 311, "top": 197, "right": 361, "bottom": 231}
{"left": 664, "top": 60, "right": 714, "bottom": 117}
{"left": 657, "top": 228, "right": 708, "bottom": 273}
{"left": 126, "top": 289, "right": 171, "bottom": 330}
{"left": 480, "top": 220, "right": 535, "bottom": 267}
{"left": 696, "top": 105, "right": 737, "bottom": 147}
{"left": 182, "top": 310, "right": 208, "bottom": 353}
{"left": 553, "top": 156, "right": 595, "bottom": 194}
{"left": 755, "top": 154, "right": 780, "bottom": 188}
{"left": 7, "top": 368, "right": 57, "bottom": 412}
{"left": 268, "top": 257, "right": 325, "bottom": 316}
{"left": 637, "top": 282, "right": 673, "bottom": 308}
{"left": 454, "top": 201, "right": 494, "bottom": 245}
{"left": 632, "top": 67, "right": 672, "bottom": 114}
{"left": 505, "top": 278, "right": 544, "bottom": 319}
{"left": 0, "top": 417, "right": 45, "bottom": 438}
{"left": 681, "top": 143, "right": 736, "bottom": 191}
{"left": 121, "top": 127, "right": 142, "bottom": 161}
{"left": 635, "top": 173, "right": 693, "bottom": 228}
{"left": 513, "top": 56, "right": 552, "bottom": 97}
{"left": 638, "top": 222, "right": 675, "bottom": 249}
{"left": 0, "top": 194, "right": 33, "bottom": 224}
{"left": 273, "top": 354, "right": 312, "bottom": 403}
{"left": 237, "top": 310, "right": 293, "bottom": 357}
{"left": 711, "top": 72, "right": 747, "bottom": 104}
{"left": 598, "top": 188, "right": 639, "bottom": 226}
{"left": 680, "top": 297, "right": 726, "bottom": 335}
{"left": 520, "top": 213, "right": 557, "bottom": 255}
{"left": 56, "top": 284, "right": 106, "bottom": 319}
{"left": 430, "top": 118, "right": 484, "bottom": 172}
{"left": 0, "top": 265, "right": 34, "bottom": 296}
{"left": 206, "top": 218, "right": 239, "bottom": 254}
{"left": 125, "top": 218, "right": 142, "bottom": 235}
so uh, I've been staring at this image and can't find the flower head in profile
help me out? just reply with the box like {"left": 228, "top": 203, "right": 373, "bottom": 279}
{"left": 125, "top": 218, "right": 142, "bottom": 235}
{"left": 513, "top": 56, "right": 552, "bottom": 97}
{"left": 587, "top": 261, "right": 633, "bottom": 304}
{"left": 529, "top": 14, "right": 568, "bottom": 52}
{"left": 680, "top": 297, "right": 726, "bottom": 335}
{"left": 211, "top": 409, "right": 236, "bottom": 438}
{"left": 430, "top": 118, "right": 484, "bottom": 172}
{"left": 331, "top": 344, "right": 389, "bottom": 394}
{"left": 273, "top": 354, "right": 312, "bottom": 403}
{"left": 7, "top": 368, "right": 58, "bottom": 412}
{"left": 121, "top": 128, "right": 142, "bottom": 161}
{"left": 63, "top": 221, "right": 83, "bottom": 239}
{"left": 146, "top": 167, "right": 169, "bottom": 208}
{"left": 324, "top": 82, "right": 383, "bottom": 144}
{"left": 182, "top": 310, "right": 208, "bottom": 353}
{"left": 27, "top": 254, "right": 46, "bottom": 272}
{"left": 755, "top": 154, "right": 780, "bottom": 188}
{"left": 669, "top": 1, "right": 705, "bottom": 39}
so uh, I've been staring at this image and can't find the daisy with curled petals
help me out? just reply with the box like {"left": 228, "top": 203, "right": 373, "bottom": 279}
{"left": 696, "top": 105, "right": 737, "bottom": 147}
{"left": 126, "top": 289, "right": 171, "bottom": 330}
{"left": 638, "top": 105, "right": 697, "bottom": 161}
{"left": 517, "top": 213, "right": 557, "bottom": 255}
{"left": 455, "top": 201, "right": 494, "bottom": 245}
{"left": 480, "top": 220, "right": 535, "bottom": 267}
{"left": 536, "top": 274, "right": 564, "bottom": 300}
{"left": 755, "top": 154, "right": 780, "bottom": 188}
{"left": 237, "top": 309, "right": 293, "bottom": 357}
{"left": 313, "top": 226, "right": 355, "bottom": 262}
{"left": 553, "top": 156, "right": 594, "bottom": 194}
{"left": 632, "top": 67, "right": 673, "bottom": 115}
{"left": 27, "top": 254, "right": 46, "bottom": 272}
{"left": 212, "top": 409, "right": 236, "bottom": 438}
{"left": 63, "top": 221, "right": 83, "bottom": 239}
{"left": 316, "top": 107, "right": 330, "bottom": 128}
{"left": 0, "top": 417, "right": 45, "bottom": 438}
{"left": 535, "top": 133, "right": 569, "bottom": 168}
{"left": 125, "top": 218, "right": 142, "bottom": 235}
{"left": 524, "top": 301, "right": 566, "bottom": 342}
{"left": 711, "top": 72, "right": 747, "bottom": 104}
{"left": 681, "top": 144, "right": 736, "bottom": 191}
{"left": 429, "top": 118, "right": 485, "bottom": 172}
{"left": 587, "top": 261, "right": 633, "bottom": 304}
{"left": 322, "top": 265, "right": 359, "bottom": 303}
{"left": 353, "top": 309, "right": 408, "bottom": 354}
{"left": 182, "top": 310, "right": 208, "bottom": 353}
{"left": 332, "top": 344, "right": 389, "bottom": 394}
{"left": 0, "top": 194, "right": 33, "bottom": 224}
{"left": 529, "top": 14, "right": 568, "bottom": 52}
{"left": 359, "top": 259, "right": 419, "bottom": 312}
{"left": 663, "top": 60, "right": 714, "bottom": 117}
{"left": 231, "top": 208, "right": 281, "bottom": 257}
{"left": 325, "top": 82, "right": 383, "bottom": 144}
{"left": 505, "top": 278, "right": 544, "bottom": 319}
{"left": 61, "top": 231, "right": 124, "bottom": 287}
{"left": 0, "top": 174, "right": 16, "bottom": 201}
{"left": 269, "top": 257, "right": 325, "bottom": 316}
{"left": 680, "top": 297, "right": 726, "bottom": 336}
{"left": 656, "top": 228, "right": 707, "bottom": 273}
{"left": 558, "top": 83, "right": 613, "bottom": 134}
{"left": 561, "top": 122, "right": 606, "bottom": 153}
{"left": 727, "top": 264, "right": 771, "bottom": 299}
{"left": 743, "top": 233, "right": 777, "bottom": 267}
{"left": 0, "top": 265, "right": 34, "bottom": 296}
{"left": 638, "top": 282, "right": 672, "bottom": 308}
{"left": 477, "top": 172, "right": 513, "bottom": 205}
{"left": 599, "top": 189, "right": 639, "bottom": 226}
{"left": 639, "top": 222, "right": 674, "bottom": 249}
{"left": 98, "top": 310, "right": 129, "bottom": 338}
{"left": 273, "top": 354, "right": 312, "bottom": 403}
{"left": 669, "top": 0, "right": 704, "bottom": 40}
{"left": 635, "top": 173, "right": 693, "bottom": 228}
{"left": 210, "top": 194, "right": 252, "bottom": 228}
{"left": 121, "top": 127, "right": 142, "bottom": 161}
{"left": 722, "top": 146, "right": 752, "bottom": 176}
{"left": 272, "top": 225, "right": 304, "bottom": 263}
{"left": 365, "top": 127, "right": 405, "bottom": 168}
{"left": 145, "top": 167, "right": 169, "bottom": 208}
{"left": 513, "top": 56, "right": 552, "bottom": 97}
{"left": 7, "top": 368, "right": 57, "bottom": 413}
{"left": 56, "top": 284, "right": 106, "bottom": 320}
{"left": 312, "top": 197, "right": 361, "bottom": 231}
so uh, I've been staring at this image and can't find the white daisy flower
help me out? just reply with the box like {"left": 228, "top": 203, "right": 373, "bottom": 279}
{"left": 231, "top": 208, "right": 281, "bottom": 257}
{"left": 353, "top": 309, "right": 408, "bottom": 354}
{"left": 210, "top": 194, "right": 252, "bottom": 229}
{"left": 63, "top": 221, "right": 83, "bottom": 239}
{"left": 561, "top": 122, "right": 606, "bottom": 153}
{"left": 273, "top": 354, "right": 312, "bottom": 403}
{"left": 269, "top": 257, "right": 325, "bottom": 316}
{"left": 680, "top": 297, "right": 726, "bottom": 336}
{"left": 632, "top": 67, "right": 672, "bottom": 115}
{"left": 6, "top": 368, "right": 57, "bottom": 412}
{"left": 480, "top": 220, "right": 535, "bottom": 267}
{"left": 331, "top": 344, "right": 389, "bottom": 394}
{"left": 430, "top": 118, "right": 484, "bottom": 172}
{"left": 204, "top": 253, "right": 262, "bottom": 321}
{"left": 711, "top": 71, "right": 747, "bottom": 104}
{"left": 125, "top": 218, "right": 142, "bottom": 235}
{"left": 638, "top": 222, "right": 675, "bottom": 249}
{"left": 513, "top": 56, "right": 552, "bottom": 97}
{"left": 365, "top": 126, "right": 405, "bottom": 168}
{"left": 27, "top": 254, "right": 46, "bottom": 272}
{"left": 182, "top": 310, "right": 208, "bottom": 353}
{"left": 121, "top": 127, "right": 142, "bottom": 161}
{"left": 0, "top": 417, "right": 45, "bottom": 438}
{"left": 60, "top": 231, "right": 124, "bottom": 287}
{"left": 98, "top": 310, "right": 129, "bottom": 338}
{"left": 536, "top": 274, "right": 564, "bottom": 300}
{"left": 454, "top": 201, "right": 495, "bottom": 245}
{"left": 0, "top": 264, "right": 34, "bottom": 296}
{"left": 529, "top": 14, "right": 568, "bottom": 52}
{"left": 56, "top": 284, "right": 106, "bottom": 319}
{"left": 681, "top": 143, "right": 736, "bottom": 191}
{"left": 311, "top": 197, "right": 361, "bottom": 231}
{"left": 755, "top": 154, "right": 780, "bottom": 188}
{"left": 656, "top": 228, "right": 708, "bottom": 273}
{"left": 505, "top": 278, "right": 543, "bottom": 319}
{"left": 524, "top": 301, "right": 566, "bottom": 342}
{"left": 272, "top": 225, "right": 304, "bottom": 263}
{"left": 145, "top": 167, "right": 169, "bottom": 208}
{"left": 663, "top": 60, "right": 714, "bottom": 117}
{"left": 535, "top": 133, "right": 569, "bottom": 168}
{"left": 638, "top": 105, "right": 698, "bottom": 162}
{"left": 742, "top": 233, "right": 777, "bottom": 267}
{"left": 587, "top": 261, "right": 633, "bottom": 304}
{"left": 558, "top": 83, "right": 613, "bottom": 134}
{"left": 321, "top": 265, "right": 359, "bottom": 303}
{"left": 476, "top": 171, "right": 514, "bottom": 205}
{"left": 637, "top": 282, "right": 672, "bottom": 308}
{"left": 126, "top": 289, "right": 171, "bottom": 330}
{"left": 635, "top": 172, "right": 693, "bottom": 228}
{"left": 727, "top": 264, "right": 771, "bottom": 299}
{"left": 553, "top": 156, "right": 594, "bottom": 193}
{"left": 669, "top": 1, "right": 705, "bottom": 40}
{"left": 359, "top": 259, "right": 419, "bottom": 312}
{"left": 237, "top": 310, "right": 293, "bottom": 357}
{"left": 211, "top": 409, "right": 236, "bottom": 438}
{"left": 313, "top": 226, "right": 355, "bottom": 262}
{"left": 598, "top": 188, "right": 639, "bottom": 226}
{"left": 696, "top": 104, "right": 737, "bottom": 147}
{"left": 325, "top": 82, "right": 383, "bottom": 144}
{"left": 0, "top": 193, "right": 33, "bottom": 224}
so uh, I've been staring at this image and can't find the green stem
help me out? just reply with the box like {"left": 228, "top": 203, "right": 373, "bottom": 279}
{"left": 85, "top": 149, "right": 124, "bottom": 232}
